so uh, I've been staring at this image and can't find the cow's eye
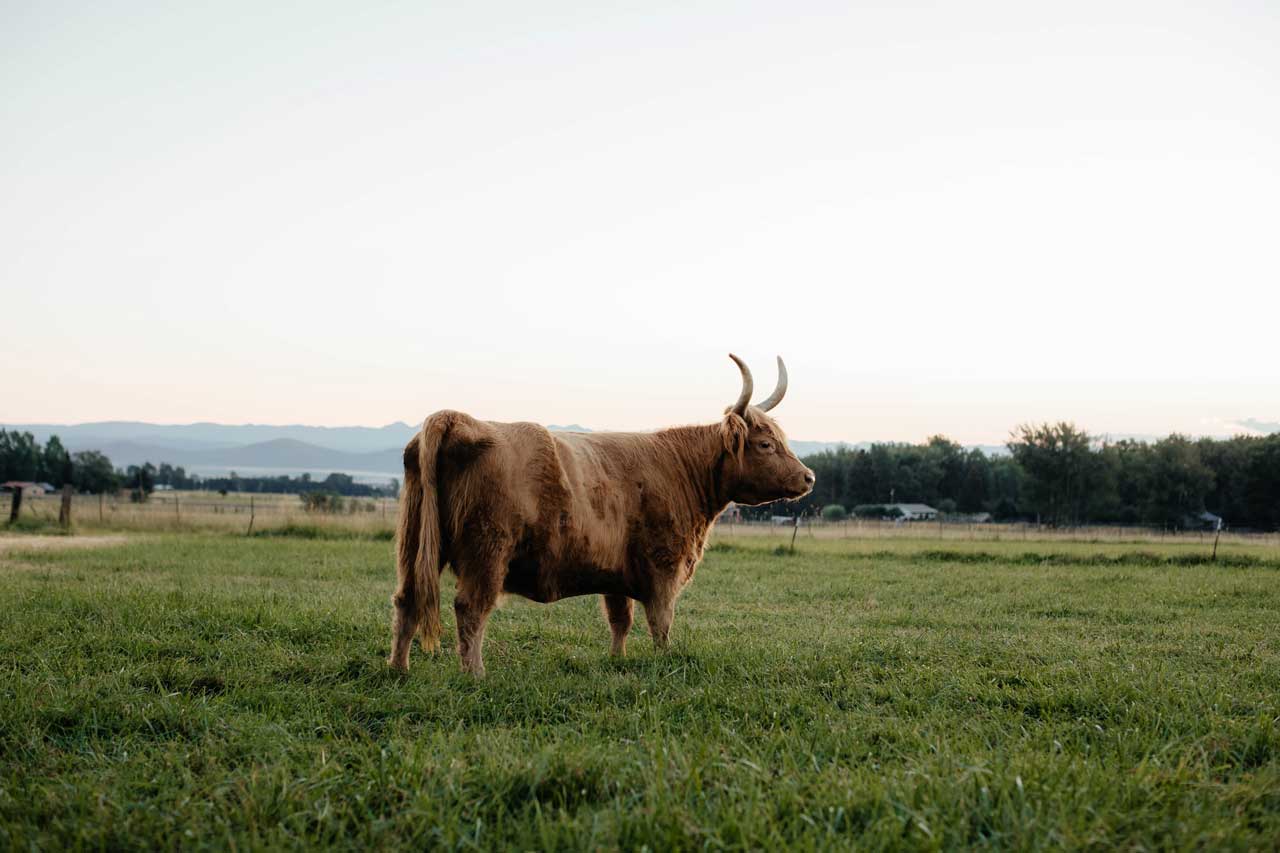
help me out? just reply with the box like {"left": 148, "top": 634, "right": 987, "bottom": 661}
{"left": 758, "top": 440, "right": 773, "bottom": 451}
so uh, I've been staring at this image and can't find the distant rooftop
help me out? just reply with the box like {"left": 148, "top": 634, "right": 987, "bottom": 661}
{"left": 888, "top": 503, "right": 938, "bottom": 514}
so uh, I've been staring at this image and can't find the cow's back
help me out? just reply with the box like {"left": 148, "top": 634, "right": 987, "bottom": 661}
{"left": 438, "top": 420, "right": 656, "bottom": 599}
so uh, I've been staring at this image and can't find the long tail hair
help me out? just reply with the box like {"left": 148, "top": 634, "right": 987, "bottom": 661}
{"left": 395, "top": 417, "right": 447, "bottom": 651}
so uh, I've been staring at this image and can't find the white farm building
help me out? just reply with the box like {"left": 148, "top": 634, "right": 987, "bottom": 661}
{"left": 888, "top": 503, "right": 939, "bottom": 521}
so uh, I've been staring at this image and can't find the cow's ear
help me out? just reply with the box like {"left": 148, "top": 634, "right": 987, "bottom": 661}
{"left": 721, "top": 413, "right": 748, "bottom": 465}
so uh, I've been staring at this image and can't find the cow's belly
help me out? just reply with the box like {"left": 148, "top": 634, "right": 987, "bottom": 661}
{"left": 503, "top": 554, "right": 630, "bottom": 602}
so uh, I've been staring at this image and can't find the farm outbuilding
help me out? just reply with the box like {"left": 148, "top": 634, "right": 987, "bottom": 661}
{"left": 1187, "top": 511, "right": 1223, "bottom": 530}
{"left": 887, "top": 503, "right": 939, "bottom": 521}
{"left": 1, "top": 481, "right": 46, "bottom": 496}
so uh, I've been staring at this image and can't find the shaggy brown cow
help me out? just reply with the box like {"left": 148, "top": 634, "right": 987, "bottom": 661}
{"left": 388, "top": 354, "right": 815, "bottom": 675}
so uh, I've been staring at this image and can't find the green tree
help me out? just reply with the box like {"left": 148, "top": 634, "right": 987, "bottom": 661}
{"left": 157, "top": 463, "right": 177, "bottom": 487}
{"left": 39, "top": 435, "right": 72, "bottom": 487}
{"left": 1243, "top": 435, "right": 1280, "bottom": 530}
{"left": 0, "top": 429, "right": 40, "bottom": 481}
{"left": 322, "top": 473, "right": 355, "bottom": 492}
{"left": 957, "top": 448, "right": 992, "bottom": 512}
{"left": 1095, "top": 439, "right": 1148, "bottom": 524}
{"left": 925, "top": 436, "right": 966, "bottom": 504}
{"left": 125, "top": 463, "right": 156, "bottom": 501}
{"left": 72, "top": 451, "right": 119, "bottom": 493}
{"left": 988, "top": 455, "right": 1026, "bottom": 518}
{"left": 805, "top": 449, "right": 849, "bottom": 509}
{"left": 1140, "top": 435, "right": 1213, "bottom": 527}
{"left": 1008, "top": 422, "right": 1099, "bottom": 526}
{"left": 1198, "top": 436, "right": 1253, "bottom": 524}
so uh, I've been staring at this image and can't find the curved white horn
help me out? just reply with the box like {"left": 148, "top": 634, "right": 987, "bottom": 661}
{"left": 728, "top": 354, "right": 753, "bottom": 416}
{"left": 756, "top": 356, "right": 788, "bottom": 412}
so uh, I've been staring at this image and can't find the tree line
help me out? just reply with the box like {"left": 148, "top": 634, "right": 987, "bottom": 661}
{"left": 0, "top": 430, "right": 397, "bottom": 499}
{"left": 0, "top": 430, "right": 118, "bottom": 494}
{"left": 6, "top": 424, "right": 1279, "bottom": 530}
{"left": 773, "top": 423, "right": 1280, "bottom": 531}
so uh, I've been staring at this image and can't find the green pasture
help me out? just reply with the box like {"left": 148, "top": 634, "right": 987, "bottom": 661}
{"left": 1, "top": 531, "right": 1277, "bottom": 850}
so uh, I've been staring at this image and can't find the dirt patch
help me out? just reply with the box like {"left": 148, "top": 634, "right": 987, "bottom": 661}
{"left": 0, "top": 534, "right": 129, "bottom": 553}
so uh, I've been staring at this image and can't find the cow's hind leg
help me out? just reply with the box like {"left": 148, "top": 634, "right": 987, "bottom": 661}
{"left": 453, "top": 566, "right": 502, "bottom": 676}
{"left": 602, "top": 594, "right": 633, "bottom": 656}
{"left": 388, "top": 579, "right": 420, "bottom": 672}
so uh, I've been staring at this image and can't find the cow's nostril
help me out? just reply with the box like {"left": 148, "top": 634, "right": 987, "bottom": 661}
{"left": 804, "top": 470, "right": 816, "bottom": 486}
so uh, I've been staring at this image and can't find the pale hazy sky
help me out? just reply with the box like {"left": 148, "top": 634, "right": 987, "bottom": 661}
{"left": 3, "top": 1, "right": 1277, "bottom": 444}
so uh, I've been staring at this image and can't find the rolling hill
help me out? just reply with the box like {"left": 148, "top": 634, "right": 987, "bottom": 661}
{"left": 2, "top": 421, "right": 947, "bottom": 483}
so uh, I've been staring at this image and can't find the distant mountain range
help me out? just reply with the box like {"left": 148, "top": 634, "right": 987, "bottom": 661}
{"left": 2, "top": 421, "right": 1003, "bottom": 484}
{"left": 10, "top": 420, "right": 422, "bottom": 453}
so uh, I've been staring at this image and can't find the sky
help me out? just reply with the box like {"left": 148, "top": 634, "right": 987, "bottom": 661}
{"left": 3, "top": 0, "right": 1278, "bottom": 445}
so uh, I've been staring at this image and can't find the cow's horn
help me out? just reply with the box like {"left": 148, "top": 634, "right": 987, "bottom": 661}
{"left": 728, "top": 354, "right": 753, "bottom": 416}
{"left": 756, "top": 356, "right": 788, "bottom": 412}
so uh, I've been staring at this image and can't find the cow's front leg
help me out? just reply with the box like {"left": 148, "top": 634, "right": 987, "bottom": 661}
{"left": 601, "top": 594, "right": 633, "bottom": 656}
{"left": 643, "top": 588, "right": 676, "bottom": 651}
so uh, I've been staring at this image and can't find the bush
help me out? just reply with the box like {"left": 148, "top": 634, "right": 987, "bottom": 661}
{"left": 300, "top": 491, "right": 345, "bottom": 513}
{"left": 853, "top": 504, "right": 904, "bottom": 519}
{"left": 5, "top": 516, "right": 70, "bottom": 535}
{"left": 821, "top": 504, "right": 848, "bottom": 522}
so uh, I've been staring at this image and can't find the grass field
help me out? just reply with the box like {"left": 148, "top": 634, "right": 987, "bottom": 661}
{"left": 1, "top": 531, "right": 1278, "bottom": 850}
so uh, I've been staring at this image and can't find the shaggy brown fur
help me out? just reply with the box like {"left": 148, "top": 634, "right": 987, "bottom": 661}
{"left": 388, "top": 386, "right": 814, "bottom": 675}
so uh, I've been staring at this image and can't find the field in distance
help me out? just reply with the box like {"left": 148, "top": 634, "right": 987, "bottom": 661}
{"left": 1, "top": 531, "right": 1277, "bottom": 849}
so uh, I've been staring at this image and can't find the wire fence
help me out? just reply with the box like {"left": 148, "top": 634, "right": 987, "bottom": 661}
{"left": 10, "top": 491, "right": 397, "bottom": 535}
{"left": 7, "top": 491, "right": 1280, "bottom": 549}
{"left": 709, "top": 516, "right": 1280, "bottom": 548}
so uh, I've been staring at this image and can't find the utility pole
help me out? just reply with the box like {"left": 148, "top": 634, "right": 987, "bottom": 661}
{"left": 8, "top": 486, "right": 22, "bottom": 523}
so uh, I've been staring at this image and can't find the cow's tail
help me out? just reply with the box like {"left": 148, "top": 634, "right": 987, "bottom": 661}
{"left": 390, "top": 416, "right": 448, "bottom": 667}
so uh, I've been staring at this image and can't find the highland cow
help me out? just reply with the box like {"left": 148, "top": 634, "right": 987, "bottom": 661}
{"left": 389, "top": 355, "right": 814, "bottom": 675}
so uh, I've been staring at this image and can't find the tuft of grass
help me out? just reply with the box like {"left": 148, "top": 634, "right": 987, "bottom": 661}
{"left": 905, "top": 549, "right": 1280, "bottom": 570}
{"left": 705, "top": 541, "right": 741, "bottom": 554}
{"left": 0, "top": 532, "right": 1277, "bottom": 849}
{"left": 4, "top": 516, "right": 72, "bottom": 535}
{"left": 251, "top": 522, "right": 395, "bottom": 542}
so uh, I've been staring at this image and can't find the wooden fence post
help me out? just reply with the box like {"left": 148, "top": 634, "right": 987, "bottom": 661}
{"left": 99, "top": 492, "right": 104, "bottom": 523}
{"left": 246, "top": 495, "right": 255, "bottom": 536}
{"left": 8, "top": 487, "right": 22, "bottom": 523}
{"left": 59, "top": 484, "right": 74, "bottom": 527}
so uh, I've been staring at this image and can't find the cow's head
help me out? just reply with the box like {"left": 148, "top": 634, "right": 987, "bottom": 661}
{"left": 719, "top": 354, "right": 816, "bottom": 506}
